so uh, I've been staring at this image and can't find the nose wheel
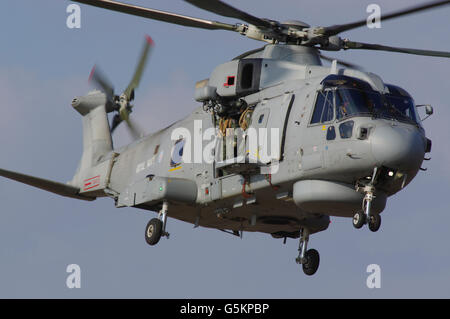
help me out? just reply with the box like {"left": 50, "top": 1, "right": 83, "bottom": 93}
{"left": 295, "top": 228, "right": 320, "bottom": 276}
{"left": 354, "top": 168, "right": 382, "bottom": 232}
{"left": 352, "top": 211, "right": 366, "bottom": 229}
{"left": 352, "top": 210, "right": 381, "bottom": 232}
{"left": 144, "top": 201, "right": 170, "bottom": 246}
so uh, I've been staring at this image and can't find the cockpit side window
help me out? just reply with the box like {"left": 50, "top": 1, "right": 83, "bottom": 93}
{"left": 310, "top": 90, "right": 334, "bottom": 124}
{"left": 385, "top": 95, "right": 418, "bottom": 123}
{"left": 385, "top": 84, "right": 419, "bottom": 124}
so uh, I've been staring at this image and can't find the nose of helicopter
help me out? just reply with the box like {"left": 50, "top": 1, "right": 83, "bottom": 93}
{"left": 370, "top": 124, "right": 425, "bottom": 171}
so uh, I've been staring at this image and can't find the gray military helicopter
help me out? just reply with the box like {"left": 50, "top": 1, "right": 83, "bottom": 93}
{"left": 1, "top": 0, "right": 449, "bottom": 276}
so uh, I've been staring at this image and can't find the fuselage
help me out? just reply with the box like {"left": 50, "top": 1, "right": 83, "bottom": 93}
{"left": 88, "top": 45, "right": 427, "bottom": 237}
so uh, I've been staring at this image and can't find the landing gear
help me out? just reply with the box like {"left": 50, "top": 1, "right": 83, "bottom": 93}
{"left": 302, "top": 249, "right": 320, "bottom": 276}
{"left": 295, "top": 228, "right": 320, "bottom": 276}
{"left": 144, "top": 201, "right": 170, "bottom": 246}
{"left": 357, "top": 186, "right": 382, "bottom": 232}
{"left": 354, "top": 167, "right": 382, "bottom": 232}
{"left": 145, "top": 218, "right": 162, "bottom": 245}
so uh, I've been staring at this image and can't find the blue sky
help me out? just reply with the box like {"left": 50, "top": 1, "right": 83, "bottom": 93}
{"left": 0, "top": 0, "right": 449, "bottom": 298}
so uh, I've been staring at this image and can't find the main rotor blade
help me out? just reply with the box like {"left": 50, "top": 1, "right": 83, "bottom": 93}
{"left": 123, "top": 35, "right": 154, "bottom": 101}
{"left": 319, "top": 54, "right": 363, "bottom": 70}
{"left": 185, "top": 0, "right": 273, "bottom": 30}
{"left": 323, "top": 0, "right": 450, "bottom": 36}
{"left": 88, "top": 65, "right": 114, "bottom": 100}
{"left": 344, "top": 40, "right": 450, "bottom": 58}
{"left": 72, "top": 0, "right": 237, "bottom": 31}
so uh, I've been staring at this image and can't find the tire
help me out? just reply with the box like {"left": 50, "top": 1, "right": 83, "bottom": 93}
{"left": 302, "top": 249, "right": 320, "bottom": 276}
{"left": 145, "top": 218, "right": 163, "bottom": 246}
{"left": 368, "top": 214, "right": 381, "bottom": 232}
{"left": 352, "top": 211, "right": 366, "bottom": 229}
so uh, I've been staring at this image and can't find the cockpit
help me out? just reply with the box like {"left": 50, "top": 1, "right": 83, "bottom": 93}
{"left": 311, "top": 75, "right": 420, "bottom": 126}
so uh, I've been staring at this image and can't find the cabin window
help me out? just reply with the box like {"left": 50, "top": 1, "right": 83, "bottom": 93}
{"left": 311, "top": 90, "right": 334, "bottom": 124}
{"left": 326, "top": 126, "right": 336, "bottom": 140}
{"left": 339, "top": 121, "right": 354, "bottom": 139}
{"left": 170, "top": 138, "right": 185, "bottom": 167}
{"left": 254, "top": 109, "right": 269, "bottom": 127}
{"left": 258, "top": 114, "right": 265, "bottom": 124}
{"left": 225, "top": 76, "right": 235, "bottom": 87}
{"left": 236, "top": 59, "right": 262, "bottom": 97}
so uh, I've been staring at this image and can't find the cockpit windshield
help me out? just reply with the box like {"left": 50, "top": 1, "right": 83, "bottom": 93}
{"left": 335, "top": 87, "right": 385, "bottom": 120}
{"left": 334, "top": 87, "right": 417, "bottom": 124}
{"left": 315, "top": 75, "right": 419, "bottom": 125}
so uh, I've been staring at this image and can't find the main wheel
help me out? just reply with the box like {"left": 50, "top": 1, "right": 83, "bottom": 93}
{"left": 145, "top": 218, "right": 163, "bottom": 246}
{"left": 368, "top": 214, "right": 381, "bottom": 232}
{"left": 352, "top": 211, "right": 366, "bottom": 229}
{"left": 302, "top": 249, "right": 320, "bottom": 276}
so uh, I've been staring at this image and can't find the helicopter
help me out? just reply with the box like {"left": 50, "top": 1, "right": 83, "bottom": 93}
{"left": 0, "top": 0, "right": 449, "bottom": 276}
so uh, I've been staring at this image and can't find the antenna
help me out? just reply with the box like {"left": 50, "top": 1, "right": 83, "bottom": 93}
{"left": 330, "top": 59, "right": 338, "bottom": 74}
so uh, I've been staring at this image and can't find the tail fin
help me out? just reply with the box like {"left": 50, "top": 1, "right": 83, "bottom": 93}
{"left": 69, "top": 91, "right": 115, "bottom": 197}
{"left": 0, "top": 91, "right": 114, "bottom": 201}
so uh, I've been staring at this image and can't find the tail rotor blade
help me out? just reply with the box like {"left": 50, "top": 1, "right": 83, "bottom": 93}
{"left": 123, "top": 35, "right": 154, "bottom": 101}
{"left": 88, "top": 65, "right": 115, "bottom": 100}
{"left": 111, "top": 113, "right": 145, "bottom": 140}
{"left": 125, "top": 117, "right": 145, "bottom": 140}
{"left": 110, "top": 113, "right": 122, "bottom": 134}
{"left": 105, "top": 35, "right": 154, "bottom": 138}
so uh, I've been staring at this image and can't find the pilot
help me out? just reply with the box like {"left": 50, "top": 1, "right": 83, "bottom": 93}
{"left": 366, "top": 98, "right": 375, "bottom": 113}
{"left": 337, "top": 101, "right": 349, "bottom": 118}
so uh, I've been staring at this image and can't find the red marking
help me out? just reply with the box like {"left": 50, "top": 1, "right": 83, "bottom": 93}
{"left": 145, "top": 35, "right": 154, "bottom": 46}
{"left": 205, "top": 187, "right": 209, "bottom": 195}
{"left": 88, "top": 65, "right": 96, "bottom": 83}
{"left": 84, "top": 175, "right": 100, "bottom": 181}
{"left": 224, "top": 76, "right": 235, "bottom": 87}
{"left": 83, "top": 175, "right": 100, "bottom": 191}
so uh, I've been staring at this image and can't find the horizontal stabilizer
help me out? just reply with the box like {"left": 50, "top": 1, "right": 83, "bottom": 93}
{"left": 0, "top": 168, "right": 95, "bottom": 201}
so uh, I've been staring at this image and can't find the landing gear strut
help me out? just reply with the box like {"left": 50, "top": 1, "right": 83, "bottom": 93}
{"left": 295, "top": 228, "right": 320, "bottom": 276}
{"left": 353, "top": 167, "right": 382, "bottom": 232}
{"left": 145, "top": 201, "right": 170, "bottom": 246}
